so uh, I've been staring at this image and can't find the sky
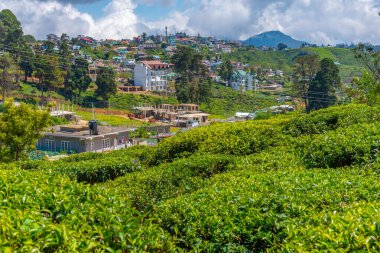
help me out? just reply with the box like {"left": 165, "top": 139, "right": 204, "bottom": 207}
{"left": 1, "top": 0, "right": 380, "bottom": 45}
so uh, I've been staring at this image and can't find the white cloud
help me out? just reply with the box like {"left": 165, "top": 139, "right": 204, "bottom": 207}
{"left": 0, "top": 0, "right": 95, "bottom": 39}
{"left": 0, "top": 0, "right": 138, "bottom": 39}
{"left": 91, "top": 0, "right": 138, "bottom": 39}
{"left": 146, "top": 0, "right": 380, "bottom": 44}
{"left": 2, "top": 0, "right": 380, "bottom": 44}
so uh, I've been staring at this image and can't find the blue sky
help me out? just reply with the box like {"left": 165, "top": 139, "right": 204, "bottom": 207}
{"left": 76, "top": 0, "right": 188, "bottom": 21}
{"left": 2, "top": 0, "right": 380, "bottom": 44}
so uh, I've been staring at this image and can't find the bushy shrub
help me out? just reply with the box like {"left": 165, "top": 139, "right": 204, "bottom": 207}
{"left": 0, "top": 168, "right": 173, "bottom": 252}
{"left": 299, "top": 123, "right": 380, "bottom": 168}
{"left": 283, "top": 104, "right": 380, "bottom": 136}
{"left": 106, "top": 154, "right": 237, "bottom": 211}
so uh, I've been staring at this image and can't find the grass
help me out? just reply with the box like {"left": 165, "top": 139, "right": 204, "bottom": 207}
{"left": 208, "top": 114, "right": 229, "bottom": 120}
{"left": 16, "top": 81, "right": 65, "bottom": 99}
{"left": 74, "top": 110, "right": 145, "bottom": 127}
{"left": 200, "top": 84, "right": 279, "bottom": 116}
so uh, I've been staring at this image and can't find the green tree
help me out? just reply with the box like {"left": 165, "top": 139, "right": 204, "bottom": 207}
{"left": 353, "top": 43, "right": 380, "bottom": 81}
{"left": 218, "top": 60, "right": 234, "bottom": 82}
{"left": 34, "top": 54, "right": 63, "bottom": 97}
{"left": 59, "top": 37, "right": 71, "bottom": 68}
{"left": 42, "top": 40, "right": 55, "bottom": 54}
{"left": 19, "top": 45, "right": 34, "bottom": 82}
{"left": 65, "top": 57, "right": 92, "bottom": 99}
{"left": 95, "top": 66, "right": 117, "bottom": 100}
{"left": 172, "top": 46, "right": 208, "bottom": 103}
{"left": 348, "top": 71, "right": 380, "bottom": 105}
{"left": 0, "top": 9, "right": 24, "bottom": 52}
{"left": 0, "top": 53, "right": 17, "bottom": 100}
{"left": 307, "top": 58, "right": 340, "bottom": 112}
{"left": 142, "top": 32, "right": 147, "bottom": 42}
{"left": 22, "top": 34, "right": 36, "bottom": 43}
{"left": 0, "top": 100, "right": 51, "bottom": 161}
{"left": 277, "top": 43, "right": 288, "bottom": 51}
{"left": 293, "top": 54, "right": 320, "bottom": 109}
{"left": 352, "top": 43, "right": 380, "bottom": 106}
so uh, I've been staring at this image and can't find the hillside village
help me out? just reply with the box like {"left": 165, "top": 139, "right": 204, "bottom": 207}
{"left": 0, "top": 19, "right": 369, "bottom": 157}
{"left": 38, "top": 32, "right": 289, "bottom": 93}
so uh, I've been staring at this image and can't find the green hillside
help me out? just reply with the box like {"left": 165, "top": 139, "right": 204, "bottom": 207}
{"left": 200, "top": 84, "right": 280, "bottom": 116}
{"left": 225, "top": 47, "right": 365, "bottom": 83}
{"left": 2, "top": 104, "right": 380, "bottom": 251}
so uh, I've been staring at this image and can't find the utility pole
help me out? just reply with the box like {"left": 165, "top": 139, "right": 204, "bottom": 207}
{"left": 165, "top": 26, "right": 168, "bottom": 42}
{"left": 92, "top": 102, "right": 95, "bottom": 120}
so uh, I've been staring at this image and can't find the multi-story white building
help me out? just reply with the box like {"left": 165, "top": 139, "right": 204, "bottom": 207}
{"left": 134, "top": 61, "right": 171, "bottom": 91}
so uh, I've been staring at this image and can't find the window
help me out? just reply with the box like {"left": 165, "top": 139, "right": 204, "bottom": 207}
{"left": 61, "top": 141, "right": 71, "bottom": 151}
{"left": 46, "top": 140, "right": 55, "bottom": 151}
{"left": 102, "top": 138, "right": 110, "bottom": 149}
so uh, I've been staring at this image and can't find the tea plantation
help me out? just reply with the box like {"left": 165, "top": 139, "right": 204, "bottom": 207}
{"left": 2, "top": 104, "right": 380, "bottom": 252}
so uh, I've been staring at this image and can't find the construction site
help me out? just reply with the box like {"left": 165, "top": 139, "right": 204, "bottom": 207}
{"left": 132, "top": 103, "right": 210, "bottom": 127}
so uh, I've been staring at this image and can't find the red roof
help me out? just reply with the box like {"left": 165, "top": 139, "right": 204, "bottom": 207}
{"left": 81, "top": 37, "right": 93, "bottom": 42}
{"left": 141, "top": 61, "right": 171, "bottom": 70}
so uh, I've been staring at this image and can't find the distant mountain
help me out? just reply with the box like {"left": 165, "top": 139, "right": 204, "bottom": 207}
{"left": 242, "top": 31, "right": 307, "bottom": 49}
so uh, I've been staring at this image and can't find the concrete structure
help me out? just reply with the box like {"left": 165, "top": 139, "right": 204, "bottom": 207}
{"left": 132, "top": 104, "right": 209, "bottom": 127}
{"left": 134, "top": 61, "right": 172, "bottom": 91}
{"left": 38, "top": 125, "right": 136, "bottom": 153}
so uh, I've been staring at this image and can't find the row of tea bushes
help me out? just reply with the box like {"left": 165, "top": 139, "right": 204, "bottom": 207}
{"left": 104, "top": 154, "right": 237, "bottom": 212}
{"left": 155, "top": 167, "right": 380, "bottom": 252}
{"left": 0, "top": 169, "right": 174, "bottom": 252}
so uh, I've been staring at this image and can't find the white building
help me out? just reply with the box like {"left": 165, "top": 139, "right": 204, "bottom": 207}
{"left": 134, "top": 61, "right": 171, "bottom": 91}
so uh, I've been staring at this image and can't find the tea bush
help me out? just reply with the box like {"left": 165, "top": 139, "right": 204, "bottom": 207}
{"left": 0, "top": 169, "right": 174, "bottom": 252}
{"left": 105, "top": 154, "right": 237, "bottom": 211}
{"left": 299, "top": 122, "right": 380, "bottom": 168}
{"left": 283, "top": 104, "right": 380, "bottom": 136}
{"left": 3, "top": 104, "right": 380, "bottom": 251}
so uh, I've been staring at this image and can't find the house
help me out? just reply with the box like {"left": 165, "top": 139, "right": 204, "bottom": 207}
{"left": 37, "top": 124, "right": 136, "bottom": 153}
{"left": 229, "top": 70, "right": 254, "bottom": 92}
{"left": 134, "top": 61, "right": 172, "bottom": 91}
{"left": 140, "top": 40, "right": 157, "bottom": 50}
{"left": 47, "top": 33, "right": 59, "bottom": 43}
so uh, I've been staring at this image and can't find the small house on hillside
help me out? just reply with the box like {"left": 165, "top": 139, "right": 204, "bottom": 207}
{"left": 229, "top": 70, "right": 255, "bottom": 92}
{"left": 38, "top": 124, "right": 136, "bottom": 153}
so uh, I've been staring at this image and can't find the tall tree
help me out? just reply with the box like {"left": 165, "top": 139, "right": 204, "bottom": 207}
{"left": 351, "top": 43, "right": 380, "bottom": 106}
{"left": 218, "top": 60, "right": 234, "bottom": 82}
{"left": 353, "top": 43, "right": 380, "bottom": 81}
{"left": 293, "top": 54, "right": 320, "bottom": 109}
{"left": 59, "top": 37, "right": 71, "bottom": 69}
{"left": 42, "top": 40, "right": 55, "bottom": 54}
{"left": 0, "top": 9, "right": 24, "bottom": 52}
{"left": 34, "top": 54, "right": 63, "bottom": 97}
{"left": 65, "top": 57, "right": 92, "bottom": 99}
{"left": 0, "top": 53, "right": 17, "bottom": 100}
{"left": 172, "top": 46, "right": 209, "bottom": 103}
{"left": 19, "top": 45, "right": 34, "bottom": 82}
{"left": 0, "top": 100, "right": 51, "bottom": 162}
{"left": 95, "top": 66, "right": 116, "bottom": 101}
{"left": 277, "top": 43, "right": 288, "bottom": 51}
{"left": 348, "top": 71, "right": 380, "bottom": 105}
{"left": 307, "top": 58, "right": 340, "bottom": 112}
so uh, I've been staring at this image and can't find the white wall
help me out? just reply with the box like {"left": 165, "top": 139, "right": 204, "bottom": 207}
{"left": 134, "top": 63, "right": 149, "bottom": 90}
